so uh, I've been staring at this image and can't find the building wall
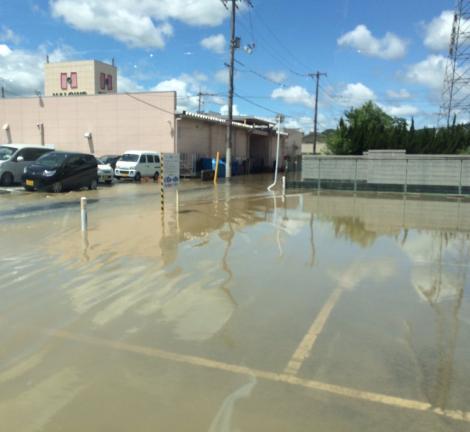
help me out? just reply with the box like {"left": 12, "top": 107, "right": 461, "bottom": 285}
{"left": 178, "top": 119, "right": 250, "bottom": 160}
{"left": 284, "top": 128, "right": 303, "bottom": 157}
{"left": 0, "top": 92, "right": 176, "bottom": 156}
{"left": 44, "top": 60, "right": 117, "bottom": 96}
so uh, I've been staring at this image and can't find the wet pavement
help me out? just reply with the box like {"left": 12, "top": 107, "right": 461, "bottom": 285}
{"left": 1, "top": 175, "right": 470, "bottom": 431}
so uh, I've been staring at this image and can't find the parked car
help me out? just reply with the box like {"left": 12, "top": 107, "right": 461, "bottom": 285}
{"left": 0, "top": 144, "right": 54, "bottom": 186}
{"left": 22, "top": 151, "right": 98, "bottom": 192}
{"left": 99, "top": 154, "right": 121, "bottom": 170}
{"left": 115, "top": 151, "right": 161, "bottom": 181}
{"left": 96, "top": 159, "right": 114, "bottom": 184}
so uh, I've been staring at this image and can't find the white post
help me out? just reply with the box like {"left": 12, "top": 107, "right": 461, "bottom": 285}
{"left": 282, "top": 175, "right": 286, "bottom": 195}
{"left": 80, "top": 197, "right": 87, "bottom": 231}
{"left": 268, "top": 114, "right": 282, "bottom": 191}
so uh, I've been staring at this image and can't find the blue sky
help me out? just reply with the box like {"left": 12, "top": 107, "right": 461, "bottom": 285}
{"left": 0, "top": 0, "right": 458, "bottom": 130}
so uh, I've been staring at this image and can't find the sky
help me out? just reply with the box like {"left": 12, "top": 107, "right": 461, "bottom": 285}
{"left": 0, "top": 0, "right": 459, "bottom": 131}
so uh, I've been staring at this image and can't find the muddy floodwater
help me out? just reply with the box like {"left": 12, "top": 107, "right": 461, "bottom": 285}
{"left": 1, "top": 176, "right": 470, "bottom": 431}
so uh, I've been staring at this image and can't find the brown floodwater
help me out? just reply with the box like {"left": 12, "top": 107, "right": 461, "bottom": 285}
{"left": 1, "top": 176, "right": 470, "bottom": 431}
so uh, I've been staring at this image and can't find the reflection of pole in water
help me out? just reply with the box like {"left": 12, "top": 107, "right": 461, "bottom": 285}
{"left": 81, "top": 231, "right": 89, "bottom": 262}
{"left": 309, "top": 213, "right": 315, "bottom": 267}
{"left": 409, "top": 233, "right": 468, "bottom": 409}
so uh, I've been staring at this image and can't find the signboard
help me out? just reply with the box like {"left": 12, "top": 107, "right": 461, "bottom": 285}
{"left": 162, "top": 153, "right": 180, "bottom": 187}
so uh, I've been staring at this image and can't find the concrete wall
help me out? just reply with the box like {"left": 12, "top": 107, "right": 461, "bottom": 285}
{"left": 300, "top": 151, "right": 470, "bottom": 194}
{"left": 0, "top": 92, "right": 176, "bottom": 156}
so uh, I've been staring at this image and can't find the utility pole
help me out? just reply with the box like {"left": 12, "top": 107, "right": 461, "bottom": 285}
{"left": 220, "top": 0, "right": 237, "bottom": 179}
{"left": 220, "top": 0, "right": 252, "bottom": 178}
{"left": 197, "top": 90, "right": 218, "bottom": 113}
{"left": 1, "top": 86, "right": 4, "bottom": 98}
{"left": 309, "top": 71, "right": 326, "bottom": 154}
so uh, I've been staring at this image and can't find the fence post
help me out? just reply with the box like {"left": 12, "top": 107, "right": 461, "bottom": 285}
{"left": 459, "top": 159, "right": 463, "bottom": 195}
{"left": 317, "top": 158, "right": 321, "bottom": 191}
{"left": 354, "top": 158, "right": 358, "bottom": 193}
{"left": 404, "top": 158, "right": 408, "bottom": 194}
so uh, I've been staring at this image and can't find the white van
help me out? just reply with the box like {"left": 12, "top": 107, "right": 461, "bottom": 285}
{"left": 0, "top": 144, "right": 54, "bottom": 186}
{"left": 115, "top": 150, "right": 161, "bottom": 181}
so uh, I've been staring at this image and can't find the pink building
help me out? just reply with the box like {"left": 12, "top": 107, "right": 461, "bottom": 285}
{"left": 0, "top": 60, "right": 287, "bottom": 172}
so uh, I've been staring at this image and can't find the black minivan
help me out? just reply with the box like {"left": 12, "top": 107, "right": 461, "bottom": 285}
{"left": 22, "top": 151, "right": 98, "bottom": 192}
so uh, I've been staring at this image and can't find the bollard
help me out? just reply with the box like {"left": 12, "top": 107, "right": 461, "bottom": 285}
{"left": 80, "top": 197, "right": 87, "bottom": 231}
{"left": 282, "top": 175, "right": 286, "bottom": 195}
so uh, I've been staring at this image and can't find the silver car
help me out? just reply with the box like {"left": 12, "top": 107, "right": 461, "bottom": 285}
{"left": 0, "top": 144, "right": 54, "bottom": 186}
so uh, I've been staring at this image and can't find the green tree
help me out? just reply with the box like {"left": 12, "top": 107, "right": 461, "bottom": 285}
{"left": 326, "top": 101, "right": 470, "bottom": 154}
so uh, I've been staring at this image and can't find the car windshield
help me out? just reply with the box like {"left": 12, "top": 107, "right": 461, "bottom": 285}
{"left": 120, "top": 154, "right": 139, "bottom": 162}
{"left": 0, "top": 146, "right": 15, "bottom": 161}
{"left": 36, "top": 152, "right": 69, "bottom": 169}
{"left": 97, "top": 159, "right": 105, "bottom": 164}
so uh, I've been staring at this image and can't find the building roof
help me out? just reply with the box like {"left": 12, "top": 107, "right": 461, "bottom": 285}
{"left": 177, "top": 111, "right": 287, "bottom": 135}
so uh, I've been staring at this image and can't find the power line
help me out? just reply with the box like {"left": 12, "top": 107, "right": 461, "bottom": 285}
{"left": 236, "top": 15, "right": 307, "bottom": 77}
{"left": 234, "top": 59, "right": 287, "bottom": 85}
{"left": 234, "top": 92, "right": 281, "bottom": 115}
{"left": 251, "top": 7, "right": 311, "bottom": 73}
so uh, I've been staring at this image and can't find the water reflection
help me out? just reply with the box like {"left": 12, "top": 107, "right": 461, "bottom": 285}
{"left": 1, "top": 183, "right": 470, "bottom": 430}
{"left": 403, "top": 231, "right": 470, "bottom": 409}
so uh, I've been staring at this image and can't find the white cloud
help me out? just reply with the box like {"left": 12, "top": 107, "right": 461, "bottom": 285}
{"left": 423, "top": 10, "right": 455, "bottom": 51}
{"left": 265, "top": 71, "right": 287, "bottom": 84}
{"left": 0, "top": 43, "right": 74, "bottom": 96}
{"left": 284, "top": 116, "right": 312, "bottom": 131}
{"left": 0, "top": 27, "right": 21, "bottom": 44}
{"left": 339, "top": 82, "right": 376, "bottom": 106}
{"left": 200, "top": 34, "right": 225, "bottom": 54}
{"left": 405, "top": 54, "right": 447, "bottom": 89}
{"left": 118, "top": 75, "right": 145, "bottom": 93}
{"left": 0, "top": 44, "right": 12, "bottom": 56}
{"left": 50, "top": 0, "right": 229, "bottom": 48}
{"left": 386, "top": 88, "right": 411, "bottom": 99}
{"left": 220, "top": 104, "right": 240, "bottom": 116}
{"left": 337, "top": 24, "right": 407, "bottom": 60}
{"left": 271, "top": 85, "right": 314, "bottom": 108}
{"left": 152, "top": 72, "right": 208, "bottom": 111}
{"left": 214, "top": 68, "right": 228, "bottom": 84}
{"left": 379, "top": 104, "right": 419, "bottom": 117}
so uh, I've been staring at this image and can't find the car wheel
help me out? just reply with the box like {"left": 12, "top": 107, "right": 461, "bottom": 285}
{"left": 153, "top": 172, "right": 160, "bottom": 182}
{"left": 52, "top": 182, "right": 63, "bottom": 193}
{"left": 105, "top": 180, "right": 113, "bottom": 185}
{"left": 89, "top": 179, "right": 98, "bottom": 190}
{"left": 24, "top": 186, "right": 35, "bottom": 192}
{"left": 1, "top": 172, "right": 14, "bottom": 187}
{"left": 134, "top": 172, "right": 142, "bottom": 182}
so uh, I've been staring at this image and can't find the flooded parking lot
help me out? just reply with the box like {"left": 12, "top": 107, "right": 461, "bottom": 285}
{"left": 1, "top": 176, "right": 470, "bottom": 431}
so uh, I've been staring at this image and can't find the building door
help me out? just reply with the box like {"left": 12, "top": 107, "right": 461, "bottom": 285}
{"left": 249, "top": 134, "right": 269, "bottom": 173}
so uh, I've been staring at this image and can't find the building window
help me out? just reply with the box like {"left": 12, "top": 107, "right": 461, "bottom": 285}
{"left": 60, "top": 73, "right": 67, "bottom": 90}
{"left": 100, "top": 73, "right": 106, "bottom": 90}
{"left": 106, "top": 74, "right": 113, "bottom": 90}
{"left": 70, "top": 72, "right": 78, "bottom": 89}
